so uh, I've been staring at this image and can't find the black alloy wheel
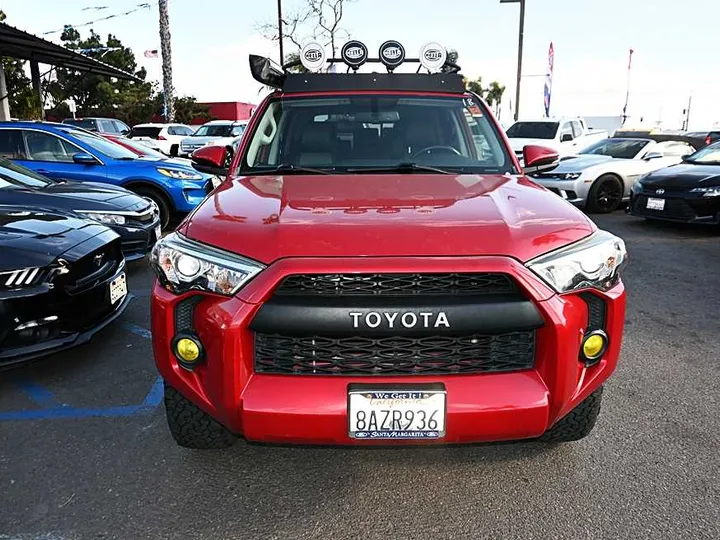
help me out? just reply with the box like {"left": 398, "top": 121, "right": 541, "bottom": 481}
{"left": 587, "top": 175, "right": 624, "bottom": 213}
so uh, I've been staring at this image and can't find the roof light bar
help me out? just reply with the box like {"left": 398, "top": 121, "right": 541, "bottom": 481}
{"left": 251, "top": 40, "right": 460, "bottom": 89}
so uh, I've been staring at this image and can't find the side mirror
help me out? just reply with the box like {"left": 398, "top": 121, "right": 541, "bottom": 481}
{"left": 191, "top": 145, "right": 228, "bottom": 177}
{"left": 522, "top": 145, "right": 559, "bottom": 174}
{"left": 561, "top": 133, "right": 574, "bottom": 143}
{"left": 119, "top": 129, "right": 130, "bottom": 136}
{"left": 643, "top": 151, "right": 664, "bottom": 161}
{"left": 72, "top": 152, "right": 99, "bottom": 165}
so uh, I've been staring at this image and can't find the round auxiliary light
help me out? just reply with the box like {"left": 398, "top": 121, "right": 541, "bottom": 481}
{"left": 581, "top": 331, "right": 608, "bottom": 364}
{"left": 379, "top": 40, "right": 405, "bottom": 70}
{"left": 419, "top": 41, "right": 447, "bottom": 73}
{"left": 341, "top": 40, "right": 368, "bottom": 69}
{"left": 175, "top": 254, "right": 201, "bottom": 279}
{"left": 174, "top": 336, "right": 202, "bottom": 364}
{"left": 300, "top": 41, "right": 326, "bottom": 72}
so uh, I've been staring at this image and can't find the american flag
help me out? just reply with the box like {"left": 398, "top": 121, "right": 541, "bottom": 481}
{"left": 144, "top": 49, "right": 159, "bottom": 58}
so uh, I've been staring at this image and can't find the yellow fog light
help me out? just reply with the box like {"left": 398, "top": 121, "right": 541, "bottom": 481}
{"left": 173, "top": 335, "right": 204, "bottom": 368}
{"left": 581, "top": 331, "right": 608, "bottom": 363}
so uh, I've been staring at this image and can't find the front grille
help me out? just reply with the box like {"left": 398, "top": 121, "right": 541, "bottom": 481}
{"left": 174, "top": 296, "right": 202, "bottom": 333}
{"left": 57, "top": 240, "right": 122, "bottom": 294}
{"left": 632, "top": 196, "right": 696, "bottom": 220}
{"left": 274, "top": 273, "right": 517, "bottom": 297}
{"left": 254, "top": 331, "right": 536, "bottom": 376}
{"left": 580, "top": 292, "right": 606, "bottom": 331}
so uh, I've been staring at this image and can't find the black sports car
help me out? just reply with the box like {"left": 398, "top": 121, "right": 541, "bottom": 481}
{"left": 629, "top": 142, "right": 720, "bottom": 225}
{"left": 0, "top": 158, "right": 162, "bottom": 261}
{"left": 0, "top": 206, "right": 130, "bottom": 367}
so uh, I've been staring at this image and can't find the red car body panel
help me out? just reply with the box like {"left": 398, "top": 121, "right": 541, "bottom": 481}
{"left": 151, "top": 88, "right": 627, "bottom": 446}
{"left": 180, "top": 173, "right": 596, "bottom": 264}
{"left": 152, "top": 267, "right": 625, "bottom": 445}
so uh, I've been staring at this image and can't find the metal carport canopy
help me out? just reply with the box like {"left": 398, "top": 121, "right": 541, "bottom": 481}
{"left": 0, "top": 21, "right": 142, "bottom": 120}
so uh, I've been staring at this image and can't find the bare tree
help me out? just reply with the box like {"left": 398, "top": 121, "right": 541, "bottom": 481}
{"left": 158, "top": 0, "right": 175, "bottom": 121}
{"left": 256, "top": 0, "right": 355, "bottom": 64}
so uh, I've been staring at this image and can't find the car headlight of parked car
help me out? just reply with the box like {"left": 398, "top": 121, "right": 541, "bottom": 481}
{"left": 690, "top": 186, "right": 720, "bottom": 197}
{"left": 75, "top": 211, "right": 127, "bottom": 225}
{"left": 526, "top": 230, "right": 627, "bottom": 293}
{"left": 156, "top": 167, "right": 204, "bottom": 180}
{"left": 559, "top": 172, "right": 582, "bottom": 180}
{"left": 150, "top": 232, "right": 265, "bottom": 296}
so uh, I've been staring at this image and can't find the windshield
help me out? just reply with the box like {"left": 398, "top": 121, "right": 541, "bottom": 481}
{"left": 193, "top": 124, "right": 233, "bottom": 137}
{"left": 117, "top": 137, "right": 167, "bottom": 158}
{"left": 506, "top": 121, "right": 559, "bottom": 140}
{"left": 0, "top": 157, "right": 53, "bottom": 189}
{"left": 580, "top": 139, "right": 650, "bottom": 159}
{"left": 684, "top": 143, "right": 720, "bottom": 164}
{"left": 64, "top": 119, "right": 97, "bottom": 131}
{"left": 238, "top": 94, "right": 512, "bottom": 175}
{"left": 69, "top": 130, "right": 138, "bottom": 160}
{"left": 129, "top": 126, "right": 162, "bottom": 139}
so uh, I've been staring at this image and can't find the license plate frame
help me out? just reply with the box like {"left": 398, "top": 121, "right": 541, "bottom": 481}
{"left": 109, "top": 273, "right": 127, "bottom": 305}
{"left": 646, "top": 197, "right": 665, "bottom": 211}
{"left": 348, "top": 385, "right": 447, "bottom": 440}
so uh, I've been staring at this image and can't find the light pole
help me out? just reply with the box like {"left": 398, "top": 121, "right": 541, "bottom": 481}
{"left": 500, "top": 0, "right": 526, "bottom": 121}
{"left": 277, "top": 0, "right": 284, "bottom": 66}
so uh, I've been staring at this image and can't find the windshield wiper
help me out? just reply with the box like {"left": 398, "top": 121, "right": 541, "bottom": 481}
{"left": 254, "top": 164, "right": 333, "bottom": 175}
{"left": 347, "top": 162, "right": 453, "bottom": 175}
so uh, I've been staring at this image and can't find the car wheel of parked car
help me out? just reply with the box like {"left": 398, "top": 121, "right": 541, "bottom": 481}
{"left": 170, "top": 144, "right": 179, "bottom": 157}
{"left": 587, "top": 175, "right": 624, "bottom": 213}
{"left": 539, "top": 386, "right": 603, "bottom": 442}
{"left": 164, "top": 383, "right": 237, "bottom": 449}
{"left": 129, "top": 185, "right": 171, "bottom": 229}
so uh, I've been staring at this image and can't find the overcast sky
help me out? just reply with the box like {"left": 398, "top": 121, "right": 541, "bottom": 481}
{"left": 3, "top": 0, "right": 719, "bottom": 129}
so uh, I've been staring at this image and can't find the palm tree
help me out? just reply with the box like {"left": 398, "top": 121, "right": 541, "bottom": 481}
{"left": 485, "top": 82, "right": 506, "bottom": 116}
{"left": 158, "top": 0, "right": 175, "bottom": 121}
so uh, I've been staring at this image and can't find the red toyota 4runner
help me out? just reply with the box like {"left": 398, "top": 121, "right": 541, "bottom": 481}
{"left": 149, "top": 44, "right": 627, "bottom": 449}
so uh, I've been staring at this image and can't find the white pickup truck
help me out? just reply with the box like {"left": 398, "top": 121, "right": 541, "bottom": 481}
{"left": 506, "top": 117, "right": 608, "bottom": 162}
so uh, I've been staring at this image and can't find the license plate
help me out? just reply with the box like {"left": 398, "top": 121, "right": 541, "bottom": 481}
{"left": 155, "top": 225, "right": 162, "bottom": 241}
{"left": 109, "top": 273, "right": 127, "bottom": 305}
{"left": 647, "top": 197, "right": 665, "bottom": 210}
{"left": 348, "top": 389, "right": 446, "bottom": 440}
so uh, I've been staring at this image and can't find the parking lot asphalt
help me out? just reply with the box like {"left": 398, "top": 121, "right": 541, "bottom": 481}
{"left": 1, "top": 212, "right": 719, "bottom": 540}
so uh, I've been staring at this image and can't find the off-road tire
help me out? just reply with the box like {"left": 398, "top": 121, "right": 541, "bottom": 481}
{"left": 164, "top": 383, "right": 237, "bottom": 449}
{"left": 539, "top": 386, "right": 603, "bottom": 442}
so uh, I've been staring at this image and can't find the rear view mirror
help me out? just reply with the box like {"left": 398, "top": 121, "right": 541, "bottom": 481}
{"left": 522, "top": 145, "right": 559, "bottom": 174}
{"left": 72, "top": 152, "right": 99, "bottom": 165}
{"left": 191, "top": 145, "right": 229, "bottom": 177}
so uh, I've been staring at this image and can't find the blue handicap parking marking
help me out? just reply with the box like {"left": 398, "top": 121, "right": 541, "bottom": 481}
{"left": 0, "top": 323, "right": 163, "bottom": 422}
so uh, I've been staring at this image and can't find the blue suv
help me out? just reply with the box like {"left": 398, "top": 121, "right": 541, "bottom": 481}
{"left": 0, "top": 122, "right": 212, "bottom": 228}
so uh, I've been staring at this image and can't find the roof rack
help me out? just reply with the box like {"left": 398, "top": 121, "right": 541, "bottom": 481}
{"left": 249, "top": 40, "right": 464, "bottom": 93}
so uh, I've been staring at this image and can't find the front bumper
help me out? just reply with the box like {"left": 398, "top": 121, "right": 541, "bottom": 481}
{"left": 0, "top": 263, "right": 130, "bottom": 369}
{"left": 151, "top": 256, "right": 626, "bottom": 445}
{"left": 628, "top": 189, "right": 720, "bottom": 224}
{"left": 531, "top": 177, "right": 591, "bottom": 207}
{"left": 114, "top": 217, "right": 162, "bottom": 262}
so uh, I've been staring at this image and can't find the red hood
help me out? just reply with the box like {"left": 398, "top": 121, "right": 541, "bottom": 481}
{"left": 181, "top": 173, "right": 595, "bottom": 264}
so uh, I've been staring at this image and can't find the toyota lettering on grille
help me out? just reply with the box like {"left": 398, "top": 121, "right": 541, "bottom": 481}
{"left": 349, "top": 311, "right": 450, "bottom": 329}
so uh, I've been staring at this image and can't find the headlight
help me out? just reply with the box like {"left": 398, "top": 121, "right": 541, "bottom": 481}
{"left": 560, "top": 172, "right": 582, "bottom": 180}
{"left": 690, "top": 186, "right": 720, "bottom": 197}
{"left": 157, "top": 167, "right": 203, "bottom": 180}
{"left": 150, "top": 232, "right": 265, "bottom": 296}
{"left": 76, "top": 211, "right": 126, "bottom": 225}
{"left": 526, "top": 230, "right": 627, "bottom": 293}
